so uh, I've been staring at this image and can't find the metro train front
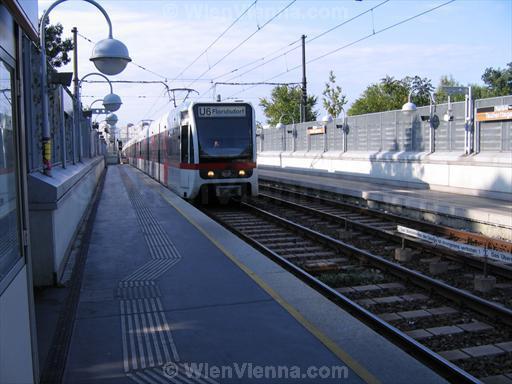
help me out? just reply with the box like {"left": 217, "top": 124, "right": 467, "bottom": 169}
{"left": 123, "top": 101, "right": 258, "bottom": 202}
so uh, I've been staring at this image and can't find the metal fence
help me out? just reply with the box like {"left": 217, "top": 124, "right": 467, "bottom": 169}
{"left": 258, "top": 95, "right": 512, "bottom": 154}
{"left": 22, "top": 37, "right": 106, "bottom": 173}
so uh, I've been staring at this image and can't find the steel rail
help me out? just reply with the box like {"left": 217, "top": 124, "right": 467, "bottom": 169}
{"left": 259, "top": 182, "right": 512, "bottom": 253}
{"left": 240, "top": 201, "right": 512, "bottom": 324}
{"left": 257, "top": 190, "right": 512, "bottom": 280}
{"left": 205, "top": 204, "right": 480, "bottom": 384}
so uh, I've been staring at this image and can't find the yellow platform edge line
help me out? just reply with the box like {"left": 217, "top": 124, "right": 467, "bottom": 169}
{"left": 158, "top": 189, "right": 381, "bottom": 384}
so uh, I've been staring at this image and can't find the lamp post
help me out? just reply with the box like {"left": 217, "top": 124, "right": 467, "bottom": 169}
{"left": 40, "top": 0, "right": 131, "bottom": 175}
{"left": 333, "top": 108, "right": 348, "bottom": 152}
{"left": 402, "top": 90, "right": 437, "bottom": 153}
{"left": 276, "top": 113, "right": 296, "bottom": 153}
{"left": 96, "top": 115, "right": 118, "bottom": 154}
{"left": 79, "top": 72, "right": 123, "bottom": 112}
{"left": 440, "top": 86, "right": 473, "bottom": 154}
{"left": 106, "top": 113, "right": 118, "bottom": 126}
{"left": 76, "top": 72, "right": 122, "bottom": 162}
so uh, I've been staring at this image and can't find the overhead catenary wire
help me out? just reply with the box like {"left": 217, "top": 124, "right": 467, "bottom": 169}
{"left": 196, "top": 0, "right": 389, "bottom": 99}
{"left": 80, "top": 1, "right": 257, "bottom": 121}
{"left": 308, "top": 0, "right": 455, "bottom": 65}
{"left": 215, "top": 81, "right": 301, "bottom": 86}
{"left": 221, "top": 0, "right": 390, "bottom": 83}
{"left": 81, "top": 95, "right": 170, "bottom": 98}
{"left": 143, "top": 88, "right": 169, "bottom": 119}
{"left": 187, "top": 0, "right": 298, "bottom": 90}
{"left": 168, "top": 0, "right": 258, "bottom": 84}
{"left": 227, "top": 0, "right": 456, "bottom": 99}
{"left": 210, "top": 37, "right": 302, "bottom": 81}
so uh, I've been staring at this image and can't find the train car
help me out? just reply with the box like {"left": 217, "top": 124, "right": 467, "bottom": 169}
{"left": 123, "top": 101, "right": 258, "bottom": 203}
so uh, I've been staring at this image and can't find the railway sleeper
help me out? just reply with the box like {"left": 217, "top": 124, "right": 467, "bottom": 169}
{"left": 286, "top": 251, "right": 338, "bottom": 261}
{"left": 252, "top": 237, "right": 305, "bottom": 245}
{"left": 438, "top": 342, "right": 512, "bottom": 361}
{"left": 241, "top": 227, "right": 283, "bottom": 234}
{"left": 269, "top": 246, "right": 320, "bottom": 254}
{"left": 356, "top": 293, "right": 430, "bottom": 307}
{"left": 378, "top": 306, "right": 459, "bottom": 322}
{"left": 249, "top": 232, "right": 291, "bottom": 239}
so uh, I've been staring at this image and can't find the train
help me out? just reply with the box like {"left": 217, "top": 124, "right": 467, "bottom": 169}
{"left": 122, "top": 101, "right": 258, "bottom": 203}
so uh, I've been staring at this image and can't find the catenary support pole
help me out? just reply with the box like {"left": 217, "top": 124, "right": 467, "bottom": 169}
{"left": 301, "top": 34, "right": 307, "bottom": 123}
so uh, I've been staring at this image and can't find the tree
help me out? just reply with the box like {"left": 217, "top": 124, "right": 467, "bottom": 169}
{"left": 40, "top": 17, "right": 74, "bottom": 68}
{"left": 348, "top": 76, "right": 407, "bottom": 115}
{"left": 259, "top": 85, "right": 318, "bottom": 126}
{"left": 482, "top": 62, "right": 512, "bottom": 96}
{"left": 322, "top": 71, "right": 347, "bottom": 118}
{"left": 468, "top": 84, "right": 491, "bottom": 100}
{"left": 348, "top": 75, "right": 433, "bottom": 116}
{"left": 435, "top": 64, "right": 512, "bottom": 103}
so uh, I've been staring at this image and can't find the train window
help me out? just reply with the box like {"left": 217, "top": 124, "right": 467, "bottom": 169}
{"left": 0, "top": 59, "right": 21, "bottom": 282}
{"left": 193, "top": 104, "right": 253, "bottom": 162}
{"left": 181, "top": 125, "right": 189, "bottom": 163}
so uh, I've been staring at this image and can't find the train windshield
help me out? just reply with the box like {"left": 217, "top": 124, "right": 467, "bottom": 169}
{"left": 193, "top": 104, "right": 253, "bottom": 161}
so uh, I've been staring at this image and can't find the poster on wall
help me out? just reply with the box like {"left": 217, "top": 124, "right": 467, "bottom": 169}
{"left": 307, "top": 126, "right": 326, "bottom": 135}
{"left": 476, "top": 105, "right": 512, "bottom": 122}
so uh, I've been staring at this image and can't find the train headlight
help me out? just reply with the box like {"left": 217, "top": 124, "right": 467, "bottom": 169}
{"left": 238, "top": 170, "right": 246, "bottom": 177}
{"left": 207, "top": 170, "right": 215, "bottom": 178}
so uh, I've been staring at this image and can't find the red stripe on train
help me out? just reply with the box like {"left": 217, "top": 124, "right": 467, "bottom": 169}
{"left": 169, "top": 162, "right": 256, "bottom": 170}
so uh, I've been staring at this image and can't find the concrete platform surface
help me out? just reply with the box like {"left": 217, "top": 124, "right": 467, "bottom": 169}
{"left": 259, "top": 167, "right": 512, "bottom": 238}
{"left": 62, "top": 165, "right": 447, "bottom": 383}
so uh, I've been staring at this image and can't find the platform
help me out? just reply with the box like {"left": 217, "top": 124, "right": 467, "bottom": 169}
{"left": 259, "top": 166, "right": 512, "bottom": 241}
{"left": 59, "top": 165, "right": 447, "bottom": 383}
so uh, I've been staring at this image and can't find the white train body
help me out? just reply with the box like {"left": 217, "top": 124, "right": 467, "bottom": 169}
{"left": 123, "top": 101, "right": 258, "bottom": 202}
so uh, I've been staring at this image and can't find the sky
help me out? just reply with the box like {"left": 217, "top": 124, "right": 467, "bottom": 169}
{"left": 38, "top": 0, "right": 512, "bottom": 128}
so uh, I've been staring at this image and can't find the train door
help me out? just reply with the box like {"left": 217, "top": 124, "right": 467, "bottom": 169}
{"left": 157, "top": 123, "right": 161, "bottom": 182}
{"left": 145, "top": 132, "right": 149, "bottom": 173}
{"left": 180, "top": 124, "right": 191, "bottom": 190}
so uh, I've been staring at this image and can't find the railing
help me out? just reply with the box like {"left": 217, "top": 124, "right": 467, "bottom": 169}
{"left": 23, "top": 37, "right": 106, "bottom": 173}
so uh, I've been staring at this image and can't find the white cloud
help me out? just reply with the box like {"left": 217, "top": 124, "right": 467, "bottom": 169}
{"left": 38, "top": 0, "right": 510, "bottom": 126}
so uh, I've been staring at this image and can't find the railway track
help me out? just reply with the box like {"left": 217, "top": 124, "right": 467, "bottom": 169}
{"left": 256, "top": 183, "right": 512, "bottom": 302}
{"left": 259, "top": 181, "right": 512, "bottom": 255}
{"left": 203, "top": 202, "right": 512, "bottom": 384}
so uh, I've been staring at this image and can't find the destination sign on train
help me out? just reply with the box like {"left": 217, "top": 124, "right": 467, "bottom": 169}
{"left": 197, "top": 106, "right": 246, "bottom": 118}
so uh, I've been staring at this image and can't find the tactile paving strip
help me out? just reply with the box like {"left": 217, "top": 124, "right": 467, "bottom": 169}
{"left": 119, "top": 167, "right": 219, "bottom": 383}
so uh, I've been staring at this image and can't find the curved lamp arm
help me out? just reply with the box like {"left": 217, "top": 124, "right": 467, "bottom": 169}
{"left": 39, "top": 0, "right": 117, "bottom": 175}
{"left": 278, "top": 113, "right": 295, "bottom": 125}
{"left": 40, "top": 0, "right": 113, "bottom": 44}
{"left": 89, "top": 99, "right": 103, "bottom": 109}
{"left": 407, "top": 89, "right": 436, "bottom": 105}
{"left": 79, "top": 72, "right": 114, "bottom": 93}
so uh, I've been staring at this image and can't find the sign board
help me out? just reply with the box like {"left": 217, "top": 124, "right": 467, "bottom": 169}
{"left": 197, "top": 105, "right": 246, "bottom": 118}
{"left": 307, "top": 126, "right": 326, "bottom": 135}
{"left": 397, "top": 226, "right": 512, "bottom": 264}
{"left": 476, "top": 105, "right": 512, "bottom": 122}
{"left": 442, "top": 86, "right": 469, "bottom": 96}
